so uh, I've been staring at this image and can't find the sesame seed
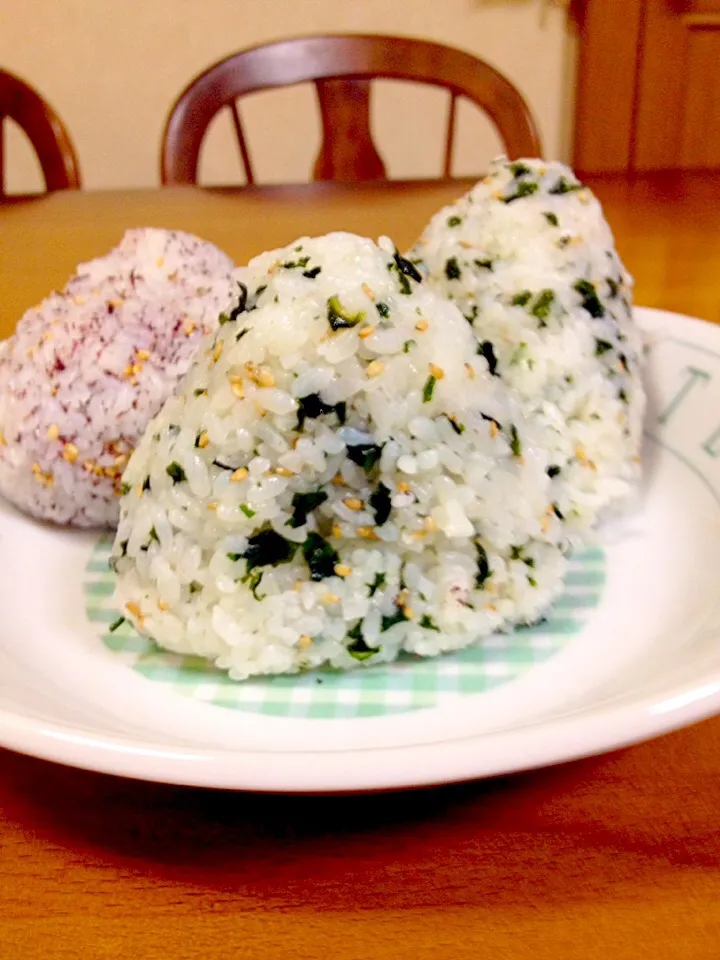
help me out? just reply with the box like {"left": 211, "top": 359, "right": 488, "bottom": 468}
{"left": 366, "top": 360, "right": 385, "bottom": 378}
{"left": 459, "top": 240, "right": 473, "bottom": 249}
{"left": 362, "top": 282, "right": 376, "bottom": 301}
{"left": 231, "top": 467, "right": 248, "bottom": 482}
{"left": 256, "top": 368, "right": 276, "bottom": 388}
{"left": 62, "top": 442, "right": 79, "bottom": 463}
{"left": 136, "top": 349, "right": 151, "bottom": 361}
{"left": 298, "top": 634, "right": 313, "bottom": 648}
{"left": 275, "top": 466, "right": 294, "bottom": 477}
{"left": 415, "top": 318, "right": 429, "bottom": 332}
{"left": 158, "top": 600, "right": 169, "bottom": 612}
{"left": 207, "top": 502, "right": 218, "bottom": 511}
{"left": 231, "top": 381, "right": 245, "bottom": 400}
{"left": 334, "top": 564, "right": 352, "bottom": 578}
{"left": 321, "top": 593, "right": 340, "bottom": 605}
{"left": 344, "top": 497, "right": 363, "bottom": 511}
{"left": 46, "top": 424, "right": 60, "bottom": 441}
{"left": 356, "top": 526, "right": 379, "bottom": 540}
{"left": 428, "top": 363, "right": 445, "bottom": 380}
{"left": 331, "top": 524, "right": 342, "bottom": 538}
{"left": 197, "top": 432, "right": 210, "bottom": 449}
{"left": 358, "top": 324, "right": 375, "bottom": 339}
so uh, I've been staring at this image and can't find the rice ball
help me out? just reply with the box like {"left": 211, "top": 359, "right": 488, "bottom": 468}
{"left": 410, "top": 158, "right": 645, "bottom": 538}
{"left": 0, "top": 228, "right": 236, "bottom": 527}
{"left": 112, "top": 232, "right": 571, "bottom": 679}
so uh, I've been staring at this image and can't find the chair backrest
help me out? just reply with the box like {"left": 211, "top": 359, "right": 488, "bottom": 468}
{"left": 161, "top": 35, "right": 541, "bottom": 186}
{"left": 0, "top": 69, "right": 81, "bottom": 197}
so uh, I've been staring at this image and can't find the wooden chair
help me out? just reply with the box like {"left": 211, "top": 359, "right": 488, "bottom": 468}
{"left": 0, "top": 69, "right": 81, "bottom": 197}
{"left": 161, "top": 35, "right": 541, "bottom": 186}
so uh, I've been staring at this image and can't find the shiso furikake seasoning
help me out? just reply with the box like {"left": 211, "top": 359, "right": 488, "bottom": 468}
{"left": 346, "top": 442, "right": 383, "bottom": 473}
{"left": 327, "top": 295, "right": 365, "bottom": 331}
{"left": 229, "top": 529, "right": 298, "bottom": 572}
{"left": 302, "top": 532, "right": 339, "bottom": 581}
{"left": 287, "top": 490, "right": 328, "bottom": 528}
{"left": 369, "top": 483, "right": 392, "bottom": 525}
{"left": 422, "top": 375, "right": 437, "bottom": 403}
{"left": 347, "top": 621, "right": 380, "bottom": 660}
{"left": 478, "top": 340, "right": 499, "bottom": 376}
{"left": 474, "top": 540, "right": 491, "bottom": 588}
{"left": 296, "top": 393, "right": 346, "bottom": 431}
{"left": 445, "top": 257, "right": 462, "bottom": 281}
{"left": 574, "top": 279, "right": 605, "bottom": 319}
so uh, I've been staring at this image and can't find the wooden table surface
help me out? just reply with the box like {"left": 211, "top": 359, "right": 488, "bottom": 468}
{"left": 1, "top": 174, "right": 720, "bottom": 959}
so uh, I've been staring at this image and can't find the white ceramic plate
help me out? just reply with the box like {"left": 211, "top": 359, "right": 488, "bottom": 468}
{"left": 1, "top": 306, "right": 720, "bottom": 793}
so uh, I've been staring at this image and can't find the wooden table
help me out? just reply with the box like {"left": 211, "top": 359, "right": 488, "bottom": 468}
{"left": 1, "top": 175, "right": 720, "bottom": 959}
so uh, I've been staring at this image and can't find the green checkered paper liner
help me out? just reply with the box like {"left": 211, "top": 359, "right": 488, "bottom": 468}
{"left": 85, "top": 539, "right": 605, "bottom": 719}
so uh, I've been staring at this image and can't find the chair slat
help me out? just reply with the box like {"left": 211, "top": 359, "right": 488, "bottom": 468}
{"left": 444, "top": 92, "right": 458, "bottom": 179}
{"left": 313, "top": 78, "right": 386, "bottom": 182}
{"left": 229, "top": 100, "right": 255, "bottom": 185}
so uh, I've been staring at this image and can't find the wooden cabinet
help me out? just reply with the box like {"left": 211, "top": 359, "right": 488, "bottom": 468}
{"left": 574, "top": 0, "right": 720, "bottom": 173}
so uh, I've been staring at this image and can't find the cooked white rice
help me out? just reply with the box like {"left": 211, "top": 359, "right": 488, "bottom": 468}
{"left": 0, "top": 229, "right": 236, "bottom": 527}
{"left": 112, "top": 232, "right": 574, "bottom": 678}
{"left": 410, "top": 158, "right": 645, "bottom": 538}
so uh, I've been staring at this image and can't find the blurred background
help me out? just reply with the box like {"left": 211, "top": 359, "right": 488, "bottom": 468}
{"left": 0, "top": 0, "right": 576, "bottom": 192}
